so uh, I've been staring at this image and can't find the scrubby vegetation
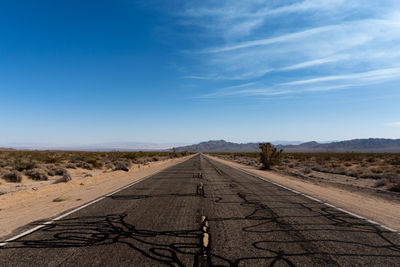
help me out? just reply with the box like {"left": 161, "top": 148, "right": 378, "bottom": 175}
{"left": 259, "top": 143, "right": 282, "bottom": 169}
{"left": 2, "top": 171, "right": 22, "bottom": 183}
{"left": 0, "top": 150, "right": 192, "bottom": 184}
{"left": 208, "top": 152, "right": 400, "bottom": 192}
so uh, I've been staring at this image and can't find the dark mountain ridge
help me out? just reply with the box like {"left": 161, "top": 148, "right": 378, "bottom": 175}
{"left": 174, "top": 139, "right": 400, "bottom": 153}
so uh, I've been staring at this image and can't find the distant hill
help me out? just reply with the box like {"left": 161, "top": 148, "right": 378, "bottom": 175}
{"left": 278, "top": 139, "right": 400, "bottom": 152}
{"left": 174, "top": 139, "right": 400, "bottom": 153}
{"left": 0, "top": 147, "right": 16, "bottom": 151}
{"left": 174, "top": 140, "right": 260, "bottom": 152}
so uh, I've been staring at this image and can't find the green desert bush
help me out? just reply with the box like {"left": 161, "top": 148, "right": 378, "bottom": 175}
{"left": 259, "top": 143, "right": 282, "bottom": 169}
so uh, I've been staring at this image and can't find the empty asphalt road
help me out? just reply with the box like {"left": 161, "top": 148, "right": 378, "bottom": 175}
{"left": 1, "top": 154, "right": 400, "bottom": 266}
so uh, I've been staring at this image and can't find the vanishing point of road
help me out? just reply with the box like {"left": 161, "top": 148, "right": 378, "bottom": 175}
{"left": 1, "top": 154, "right": 399, "bottom": 266}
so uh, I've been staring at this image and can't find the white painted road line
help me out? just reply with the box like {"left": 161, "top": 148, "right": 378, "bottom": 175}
{"left": 207, "top": 156, "right": 400, "bottom": 235}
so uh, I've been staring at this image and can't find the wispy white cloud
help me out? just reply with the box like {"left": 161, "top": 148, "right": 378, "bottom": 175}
{"left": 176, "top": 1, "right": 400, "bottom": 98}
{"left": 181, "top": 0, "right": 354, "bottom": 37}
{"left": 280, "top": 55, "right": 349, "bottom": 71}
{"left": 200, "top": 83, "right": 357, "bottom": 98}
{"left": 202, "top": 25, "right": 338, "bottom": 53}
{"left": 282, "top": 67, "right": 400, "bottom": 86}
{"left": 184, "top": 69, "right": 273, "bottom": 80}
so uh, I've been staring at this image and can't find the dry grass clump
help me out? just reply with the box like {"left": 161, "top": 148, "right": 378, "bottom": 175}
{"left": 53, "top": 196, "right": 67, "bottom": 202}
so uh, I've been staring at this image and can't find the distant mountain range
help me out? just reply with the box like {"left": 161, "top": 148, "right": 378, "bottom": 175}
{"left": 0, "top": 142, "right": 190, "bottom": 151}
{"left": 174, "top": 139, "right": 400, "bottom": 153}
{"left": 3, "top": 139, "right": 400, "bottom": 152}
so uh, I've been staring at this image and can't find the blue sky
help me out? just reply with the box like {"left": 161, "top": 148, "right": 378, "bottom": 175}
{"left": 1, "top": 0, "right": 400, "bottom": 145}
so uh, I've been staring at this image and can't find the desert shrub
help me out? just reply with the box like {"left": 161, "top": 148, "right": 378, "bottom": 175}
{"left": 75, "top": 161, "right": 92, "bottom": 170}
{"left": 14, "top": 160, "right": 37, "bottom": 172}
{"left": 62, "top": 172, "right": 72, "bottom": 182}
{"left": 53, "top": 172, "right": 72, "bottom": 183}
{"left": 331, "top": 163, "right": 341, "bottom": 168}
{"left": 25, "top": 168, "right": 48, "bottom": 181}
{"left": 301, "top": 167, "right": 312, "bottom": 174}
{"left": 366, "top": 157, "right": 376, "bottom": 163}
{"left": 122, "top": 153, "right": 138, "bottom": 160}
{"left": 47, "top": 166, "right": 66, "bottom": 176}
{"left": 53, "top": 197, "right": 67, "bottom": 202}
{"left": 370, "top": 168, "right": 383, "bottom": 174}
{"left": 373, "top": 179, "right": 387, "bottom": 188}
{"left": 85, "top": 158, "right": 101, "bottom": 168}
{"left": 2, "top": 171, "right": 22, "bottom": 182}
{"left": 43, "top": 156, "right": 60, "bottom": 164}
{"left": 259, "top": 143, "right": 282, "bottom": 169}
{"left": 388, "top": 183, "right": 400, "bottom": 192}
{"left": 332, "top": 167, "right": 347, "bottom": 175}
{"left": 65, "top": 163, "right": 77, "bottom": 169}
{"left": 114, "top": 161, "right": 130, "bottom": 172}
{"left": 152, "top": 156, "right": 159, "bottom": 161}
{"left": 171, "top": 147, "right": 178, "bottom": 158}
{"left": 344, "top": 169, "right": 358, "bottom": 177}
{"left": 315, "top": 157, "right": 325, "bottom": 165}
{"left": 390, "top": 158, "right": 400, "bottom": 165}
{"left": 0, "top": 159, "right": 8, "bottom": 168}
{"left": 180, "top": 150, "right": 190, "bottom": 156}
{"left": 311, "top": 166, "right": 323, "bottom": 172}
{"left": 105, "top": 163, "right": 115, "bottom": 170}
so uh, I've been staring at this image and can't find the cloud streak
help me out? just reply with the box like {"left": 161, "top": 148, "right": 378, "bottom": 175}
{"left": 282, "top": 67, "right": 400, "bottom": 86}
{"left": 176, "top": 1, "right": 400, "bottom": 98}
{"left": 202, "top": 25, "right": 338, "bottom": 53}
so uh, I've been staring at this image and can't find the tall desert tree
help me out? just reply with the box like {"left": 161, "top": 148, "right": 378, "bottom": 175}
{"left": 259, "top": 143, "right": 282, "bottom": 169}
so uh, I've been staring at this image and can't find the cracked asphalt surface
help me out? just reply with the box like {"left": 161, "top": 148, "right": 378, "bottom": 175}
{"left": 1, "top": 154, "right": 399, "bottom": 266}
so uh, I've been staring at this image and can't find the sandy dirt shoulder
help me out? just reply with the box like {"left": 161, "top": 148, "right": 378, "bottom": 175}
{"left": 0, "top": 155, "right": 193, "bottom": 240}
{"left": 208, "top": 155, "right": 400, "bottom": 231}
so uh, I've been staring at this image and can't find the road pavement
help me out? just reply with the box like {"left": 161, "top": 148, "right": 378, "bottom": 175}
{"left": 1, "top": 154, "right": 399, "bottom": 266}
